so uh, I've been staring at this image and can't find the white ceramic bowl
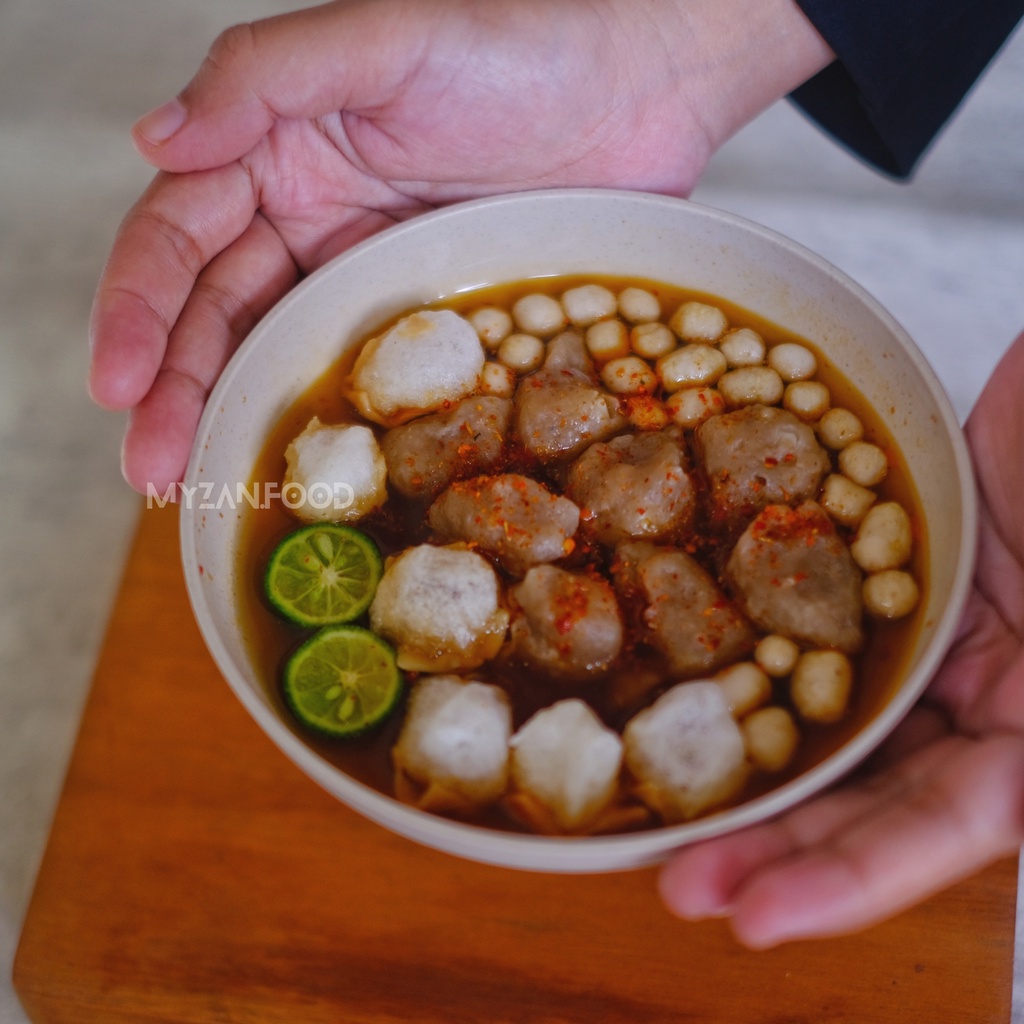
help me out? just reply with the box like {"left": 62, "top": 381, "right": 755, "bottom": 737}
{"left": 181, "top": 189, "right": 976, "bottom": 873}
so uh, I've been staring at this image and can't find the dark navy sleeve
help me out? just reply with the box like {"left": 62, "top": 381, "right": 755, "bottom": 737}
{"left": 789, "top": 0, "right": 1024, "bottom": 177}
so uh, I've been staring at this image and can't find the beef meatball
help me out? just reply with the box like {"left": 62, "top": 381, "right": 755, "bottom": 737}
{"left": 725, "top": 501, "right": 864, "bottom": 653}
{"left": 566, "top": 428, "right": 696, "bottom": 545}
{"left": 695, "top": 404, "right": 829, "bottom": 531}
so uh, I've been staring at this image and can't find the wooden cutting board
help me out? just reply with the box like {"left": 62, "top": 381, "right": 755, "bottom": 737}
{"left": 13, "top": 504, "right": 1018, "bottom": 1023}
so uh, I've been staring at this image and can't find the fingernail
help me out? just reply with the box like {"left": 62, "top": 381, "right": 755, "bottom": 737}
{"left": 134, "top": 98, "right": 187, "bottom": 145}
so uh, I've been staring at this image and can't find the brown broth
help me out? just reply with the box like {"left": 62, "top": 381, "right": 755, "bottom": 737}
{"left": 235, "top": 274, "right": 928, "bottom": 832}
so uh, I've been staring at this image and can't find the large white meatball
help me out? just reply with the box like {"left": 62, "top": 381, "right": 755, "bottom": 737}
{"left": 624, "top": 681, "right": 748, "bottom": 822}
{"left": 369, "top": 544, "right": 509, "bottom": 672}
{"left": 392, "top": 676, "right": 512, "bottom": 812}
{"left": 282, "top": 417, "right": 387, "bottom": 522}
{"left": 349, "top": 310, "right": 485, "bottom": 425}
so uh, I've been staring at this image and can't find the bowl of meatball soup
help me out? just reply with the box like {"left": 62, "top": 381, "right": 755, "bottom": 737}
{"left": 180, "top": 189, "right": 976, "bottom": 872}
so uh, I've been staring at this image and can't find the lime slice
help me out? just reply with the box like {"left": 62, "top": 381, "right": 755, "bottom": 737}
{"left": 264, "top": 524, "right": 383, "bottom": 627}
{"left": 283, "top": 625, "right": 403, "bottom": 738}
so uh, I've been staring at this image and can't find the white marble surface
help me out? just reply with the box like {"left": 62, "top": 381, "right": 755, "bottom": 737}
{"left": 1, "top": 3, "right": 1022, "bottom": 1021}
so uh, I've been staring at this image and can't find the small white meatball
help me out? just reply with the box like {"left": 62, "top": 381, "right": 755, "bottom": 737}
{"left": 851, "top": 501, "right": 913, "bottom": 572}
{"left": 498, "top": 332, "right": 546, "bottom": 374}
{"left": 742, "top": 707, "right": 800, "bottom": 773}
{"left": 283, "top": 417, "right": 387, "bottom": 523}
{"left": 392, "top": 676, "right": 511, "bottom": 812}
{"left": 719, "top": 327, "right": 766, "bottom": 368}
{"left": 479, "top": 360, "right": 516, "bottom": 398}
{"left": 820, "top": 473, "right": 877, "bottom": 528}
{"left": 839, "top": 441, "right": 889, "bottom": 488}
{"left": 790, "top": 650, "right": 853, "bottom": 723}
{"left": 863, "top": 569, "right": 920, "bottom": 619}
{"left": 656, "top": 343, "right": 728, "bottom": 391}
{"left": 718, "top": 366, "right": 785, "bottom": 408}
{"left": 754, "top": 634, "right": 800, "bottom": 678}
{"left": 584, "top": 318, "right": 630, "bottom": 362}
{"left": 665, "top": 386, "right": 725, "bottom": 428}
{"left": 618, "top": 286, "right": 661, "bottom": 323}
{"left": 512, "top": 293, "right": 567, "bottom": 338}
{"left": 669, "top": 300, "right": 729, "bottom": 343}
{"left": 600, "top": 355, "right": 658, "bottom": 395}
{"left": 561, "top": 284, "right": 617, "bottom": 326}
{"left": 509, "top": 699, "right": 623, "bottom": 833}
{"left": 467, "top": 306, "right": 513, "bottom": 350}
{"left": 624, "top": 681, "right": 748, "bottom": 822}
{"left": 630, "top": 321, "right": 676, "bottom": 359}
{"left": 714, "top": 662, "right": 772, "bottom": 718}
{"left": 818, "top": 407, "right": 864, "bottom": 449}
{"left": 783, "top": 380, "right": 831, "bottom": 421}
{"left": 767, "top": 342, "right": 817, "bottom": 381}
{"left": 349, "top": 310, "right": 485, "bottom": 425}
{"left": 369, "top": 544, "right": 509, "bottom": 672}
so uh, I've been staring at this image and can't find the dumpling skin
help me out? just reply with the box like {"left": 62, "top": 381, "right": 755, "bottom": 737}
{"left": 695, "top": 404, "right": 829, "bottom": 531}
{"left": 624, "top": 681, "right": 748, "bottom": 822}
{"left": 348, "top": 310, "right": 485, "bottom": 426}
{"left": 369, "top": 544, "right": 510, "bottom": 672}
{"left": 427, "top": 473, "right": 580, "bottom": 576}
{"left": 392, "top": 676, "right": 512, "bottom": 813}
{"left": 566, "top": 428, "right": 696, "bottom": 545}
{"left": 725, "top": 501, "right": 864, "bottom": 653}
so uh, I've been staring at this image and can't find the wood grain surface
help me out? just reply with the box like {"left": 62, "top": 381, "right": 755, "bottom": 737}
{"left": 13, "top": 505, "right": 1018, "bottom": 1023}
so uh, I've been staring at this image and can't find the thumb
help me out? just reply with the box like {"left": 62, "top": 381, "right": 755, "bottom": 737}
{"left": 131, "top": 0, "right": 425, "bottom": 172}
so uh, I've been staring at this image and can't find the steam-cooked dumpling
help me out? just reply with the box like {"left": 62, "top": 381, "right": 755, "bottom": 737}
{"left": 508, "top": 699, "right": 623, "bottom": 833}
{"left": 392, "top": 676, "right": 512, "bottom": 813}
{"left": 349, "top": 310, "right": 485, "bottom": 426}
{"left": 282, "top": 417, "right": 387, "bottom": 522}
{"left": 369, "top": 544, "right": 509, "bottom": 672}
{"left": 623, "top": 682, "right": 748, "bottom": 822}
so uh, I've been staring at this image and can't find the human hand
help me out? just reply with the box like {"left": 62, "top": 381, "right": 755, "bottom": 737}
{"left": 659, "top": 329, "right": 1024, "bottom": 947}
{"left": 87, "top": 0, "right": 831, "bottom": 492}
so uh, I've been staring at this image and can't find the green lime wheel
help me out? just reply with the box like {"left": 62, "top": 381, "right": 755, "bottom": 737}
{"left": 283, "top": 625, "right": 403, "bottom": 738}
{"left": 264, "top": 524, "right": 383, "bottom": 627}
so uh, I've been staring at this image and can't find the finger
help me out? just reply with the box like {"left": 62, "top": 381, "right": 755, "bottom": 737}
{"left": 89, "top": 163, "right": 257, "bottom": 410}
{"left": 132, "top": 0, "right": 423, "bottom": 172}
{"left": 659, "top": 715, "right": 957, "bottom": 919}
{"left": 666, "top": 734, "right": 1024, "bottom": 948}
{"left": 120, "top": 213, "right": 298, "bottom": 493}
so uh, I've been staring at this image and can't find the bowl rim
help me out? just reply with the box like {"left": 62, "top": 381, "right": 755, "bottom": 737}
{"left": 180, "top": 187, "right": 978, "bottom": 871}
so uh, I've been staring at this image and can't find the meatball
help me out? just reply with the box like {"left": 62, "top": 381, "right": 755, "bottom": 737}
{"left": 508, "top": 565, "right": 624, "bottom": 680}
{"left": 427, "top": 473, "right": 580, "bottom": 576}
{"left": 566, "top": 428, "right": 696, "bottom": 545}
{"left": 695, "top": 404, "right": 829, "bottom": 530}
{"left": 613, "top": 542, "right": 755, "bottom": 678}
{"left": 380, "top": 395, "right": 512, "bottom": 501}
{"left": 725, "top": 502, "right": 864, "bottom": 653}
{"left": 514, "top": 330, "right": 625, "bottom": 462}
